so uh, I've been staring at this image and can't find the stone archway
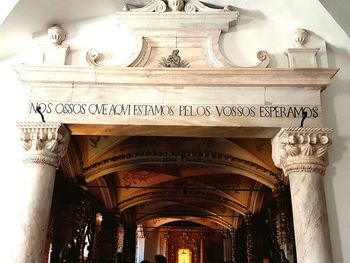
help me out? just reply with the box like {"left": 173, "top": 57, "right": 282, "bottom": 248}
{"left": 13, "top": 2, "right": 336, "bottom": 262}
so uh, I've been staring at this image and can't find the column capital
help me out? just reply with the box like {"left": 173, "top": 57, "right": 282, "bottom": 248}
{"left": 272, "top": 127, "right": 332, "bottom": 176}
{"left": 17, "top": 122, "right": 70, "bottom": 168}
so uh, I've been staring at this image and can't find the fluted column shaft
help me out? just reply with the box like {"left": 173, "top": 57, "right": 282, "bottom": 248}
{"left": 15, "top": 122, "right": 70, "bottom": 263}
{"left": 272, "top": 127, "right": 333, "bottom": 263}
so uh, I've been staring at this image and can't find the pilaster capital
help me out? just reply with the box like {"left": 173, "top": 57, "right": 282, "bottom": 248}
{"left": 17, "top": 122, "right": 70, "bottom": 168}
{"left": 272, "top": 127, "right": 332, "bottom": 176}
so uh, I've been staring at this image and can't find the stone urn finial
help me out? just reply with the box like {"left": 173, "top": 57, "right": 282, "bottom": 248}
{"left": 290, "top": 28, "right": 308, "bottom": 48}
{"left": 168, "top": 0, "right": 184, "bottom": 11}
{"left": 47, "top": 25, "right": 67, "bottom": 45}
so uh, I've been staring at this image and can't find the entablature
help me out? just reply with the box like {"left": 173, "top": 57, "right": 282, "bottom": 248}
{"left": 14, "top": 65, "right": 337, "bottom": 88}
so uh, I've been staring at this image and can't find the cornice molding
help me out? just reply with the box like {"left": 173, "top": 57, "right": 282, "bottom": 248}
{"left": 17, "top": 122, "right": 70, "bottom": 168}
{"left": 272, "top": 127, "right": 332, "bottom": 176}
{"left": 13, "top": 65, "right": 338, "bottom": 89}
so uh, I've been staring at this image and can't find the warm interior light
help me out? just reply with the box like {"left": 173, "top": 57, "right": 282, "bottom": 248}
{"left": 178, "top": 248, "right": 191, "bottom": 263}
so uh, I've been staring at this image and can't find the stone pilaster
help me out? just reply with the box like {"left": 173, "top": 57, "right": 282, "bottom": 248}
{"left": 272, "top": 127, "right": 333, "bottom": 263}
{"left": 15, "top": 122, "right": 69, "bottom": 263}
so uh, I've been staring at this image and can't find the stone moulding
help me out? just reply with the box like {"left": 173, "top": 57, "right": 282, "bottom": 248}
{"left": 13, "top": 65, "right": 338, "bottom": 88}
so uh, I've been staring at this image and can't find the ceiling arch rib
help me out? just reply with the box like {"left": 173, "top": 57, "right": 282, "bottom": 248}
{"left": 93, "top": 177, "right": 116, "bottom": 209}
{"left": 135, "top": 211, "right": 233, "bottom": 229}
{"left": 117, "top": 190, "right": 248, "bottom": 215}
{"left": 144, "top": 218, "right": 223, "bottom": 230}
{"left": 83, "top": 150, "right": 280, "bottom": 188}
{"left": 133, "top": 201, "right": 238, "bottom": 228}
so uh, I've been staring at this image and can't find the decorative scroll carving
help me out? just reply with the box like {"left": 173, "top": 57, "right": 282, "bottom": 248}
{"left": 256, "top": 50, "right": 270, "bottom": 68}
{"left": 272, "top": 127, "right": 332, "bottom": 175}
{"left": 17, "top": 122, "right": 70, "bottom": 168}
{"left": 124, "top": 0, "right": 167, "bottom": 13}
{"left": 86, "top": 49, "right": 100, "bottom": 66}
{"left": 124, "top": 0, "right": 234, "bottom": 13}
{"left": 159, "top": 49, "right": 190, "bottom": 68}
{"left": 184, "top": 0, "right": 233, "bottom": 13}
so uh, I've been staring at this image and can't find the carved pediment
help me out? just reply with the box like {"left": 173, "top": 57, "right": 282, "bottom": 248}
{"left": 84, "top": 1, "right": 269, "bottom": 68}
{"left": 123, "top": 0, "right": 235, "bottom": 13}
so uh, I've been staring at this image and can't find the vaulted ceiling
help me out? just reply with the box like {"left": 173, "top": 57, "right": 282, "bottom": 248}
{"left": 62, "top": 135, "right": 282, "bottom": 231}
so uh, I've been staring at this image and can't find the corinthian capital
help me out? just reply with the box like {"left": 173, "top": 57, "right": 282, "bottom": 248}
{"left": 272, "top": 127, "right": 332, "bottom": 175}
{"left": 17, "top": 122, "right": 70, "bottom": 168}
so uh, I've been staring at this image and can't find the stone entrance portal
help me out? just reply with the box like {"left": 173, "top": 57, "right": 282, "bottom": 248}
{"left": 14, "top": 2, "right": 336, "bottom": 263}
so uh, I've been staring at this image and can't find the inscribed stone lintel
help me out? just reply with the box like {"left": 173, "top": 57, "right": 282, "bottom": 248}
{"left": 13, "top": 65, "right": 338, "bottom": 135}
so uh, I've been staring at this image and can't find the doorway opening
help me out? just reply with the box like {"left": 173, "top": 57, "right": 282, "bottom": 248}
{"left": 178, "top": 248, "right": 192, "bottom": 263}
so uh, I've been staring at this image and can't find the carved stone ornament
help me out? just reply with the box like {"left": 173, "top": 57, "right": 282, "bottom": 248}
{"left": 290, "top": 28, "right": 308, "bottom": 48}
{"left": 123, "top": 0, "right": 235, "bottom": 13}
{"left": 272, "top": 127, "right": 332, "bottom": 175}
{"left": 17, "top": 122, "right": 70, "bottom": 168}
{"left": 159, "top": 49, "right": 190, "bottom": 68}
{"left": 85, "top": 2, "right": 271, "bottom": 68}
{"left": 48, "top": 25, "right": 67, "bottom": 45}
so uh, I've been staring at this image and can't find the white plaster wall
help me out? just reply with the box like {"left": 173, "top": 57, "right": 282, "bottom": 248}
{"left": 144, "top": 231, "right": 161, "bottom": 262}
{"left": 0, "top": 0, "right": 350, "bottom": 262}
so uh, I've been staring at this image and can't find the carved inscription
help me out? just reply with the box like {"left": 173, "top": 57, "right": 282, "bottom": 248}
{"left": 30, "top": 102, "right": 320, "bottom": 119}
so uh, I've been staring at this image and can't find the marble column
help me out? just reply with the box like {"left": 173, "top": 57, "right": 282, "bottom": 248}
{"left": 16, "top": 122, "right": 70, "bottom": 263}
{"left": 272, "top": 127, "right": 333, "bottom": 263}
